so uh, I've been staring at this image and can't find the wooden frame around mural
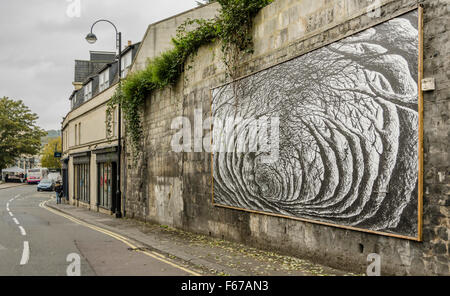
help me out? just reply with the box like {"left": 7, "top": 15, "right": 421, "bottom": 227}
{"left": 417, "top": 5, "right": 424, "bottom": 242}
{"left": 210, "top": 6, "right": 424, "bottom": 241}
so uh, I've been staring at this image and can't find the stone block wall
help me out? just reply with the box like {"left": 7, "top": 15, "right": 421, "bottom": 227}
{"left": 124, "top": 0, "right": 449, "bottom": 275}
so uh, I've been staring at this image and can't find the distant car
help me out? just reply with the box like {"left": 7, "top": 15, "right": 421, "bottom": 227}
{"left": 37, "top": 179, "right": 55, "bottom": 191}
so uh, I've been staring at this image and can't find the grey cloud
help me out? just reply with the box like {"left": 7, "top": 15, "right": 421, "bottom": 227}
{"left": 0, "top": 0, "right": 199, "bottom": 130}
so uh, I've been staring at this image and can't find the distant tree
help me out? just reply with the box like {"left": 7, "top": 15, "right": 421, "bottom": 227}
{"left": 0, "top": 97, "right": 46, "bottom": 170}
{"left": 41, "top": 137, "right": 62, "bottom": 169}
{"left": 41, "top": 129, "right": 61, "bottom": 148}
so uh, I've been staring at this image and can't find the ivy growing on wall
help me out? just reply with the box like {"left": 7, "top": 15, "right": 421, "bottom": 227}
{"left": 106, "top": 0, "right": 273, "bottom": 151}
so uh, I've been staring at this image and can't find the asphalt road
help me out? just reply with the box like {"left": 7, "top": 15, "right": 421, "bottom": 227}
{"left": 0, "top": 185, "right": 194, "bottom": 276}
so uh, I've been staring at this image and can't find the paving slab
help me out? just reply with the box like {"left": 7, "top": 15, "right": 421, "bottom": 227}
{"left": 46, "top": 199, "right": 361, "bottom": 276}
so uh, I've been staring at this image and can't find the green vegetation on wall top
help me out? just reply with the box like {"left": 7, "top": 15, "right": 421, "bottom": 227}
{"left": 106, "top": 0, "right": 273, "bottom": 151}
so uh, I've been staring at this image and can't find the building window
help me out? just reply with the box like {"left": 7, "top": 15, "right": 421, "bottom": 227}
{"left": 112, "top": 107, "right": 117, "bottom": 137}
{"left": 105, "top": 107, "right": 117, "bottom": 138}
{"left": 99, "top": 69, "right": 109, "bottom": 92}
{"left": 78, "top": 123, "right": 81, "bottom": 145}
{"left": 74, "top": 163, "right": 90, "bottom": 203}
{"left": 121, "top": 51, "right": 132, "bottom": 78}
{"left": 84, "top": 81, "right": 92, "bottom": 101}
{"left": 98, "top": 162, "right": 114, "bottom": 209}
{"left": 74, "top": 123, "right": 81, "bottom": 145}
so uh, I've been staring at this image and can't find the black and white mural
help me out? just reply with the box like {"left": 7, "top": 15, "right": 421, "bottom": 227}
{"left": 211, "top": 10, "right": 420, "bottom": 238}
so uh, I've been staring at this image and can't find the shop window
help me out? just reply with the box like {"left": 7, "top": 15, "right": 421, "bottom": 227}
{"left": 74, "top": 163, "right": 90, "bottom": 203}
{"left": 98, "top": 162, "right": 114, "bottom": 209}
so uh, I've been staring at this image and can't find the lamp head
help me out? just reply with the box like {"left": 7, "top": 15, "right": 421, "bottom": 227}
{"left": 85, "top": 32, "right": 97, "bottom": 44}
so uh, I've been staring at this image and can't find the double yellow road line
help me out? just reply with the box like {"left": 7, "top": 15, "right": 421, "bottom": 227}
{"left": 39, "top": 199, "right": 201, "bottom": 276}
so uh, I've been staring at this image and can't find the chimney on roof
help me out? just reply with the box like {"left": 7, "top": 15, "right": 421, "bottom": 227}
{"left": 128, "top": 40, "right": 132, "bottom": 46}
{"left": 72, "top": 82, "right": 83, "bottom": 90}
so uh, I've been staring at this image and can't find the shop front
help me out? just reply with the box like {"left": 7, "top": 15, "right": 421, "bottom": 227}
{"left": 61, "top": 158, "right": 69, "bottom": 201}
{"left": 94, "top": 147, "right": 118, "bottom": 213}
{"left": 72, "top": 152, "right": 90, "bottom": 206}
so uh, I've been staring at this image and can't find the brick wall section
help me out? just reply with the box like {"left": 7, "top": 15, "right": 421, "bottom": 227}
{"left": 124, "top": 0, "right": 449, "bottom": 275}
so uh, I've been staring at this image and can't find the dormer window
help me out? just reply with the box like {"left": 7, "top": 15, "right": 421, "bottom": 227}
{"left": 99, "top": 69, "right": 109, "bottom": 92}
{"left": 84, "top": 81, "right": 92, "bottom": 101}
{"left": 121, "top": 51, "right": 132, "bottom": 78}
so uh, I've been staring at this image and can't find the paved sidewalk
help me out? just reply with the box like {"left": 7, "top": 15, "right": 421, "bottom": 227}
{"left": 46, "top": 198, "right": 359, "bottom": 276}
{"left": 0, "top": 182, "right": 26, "bottom": 190}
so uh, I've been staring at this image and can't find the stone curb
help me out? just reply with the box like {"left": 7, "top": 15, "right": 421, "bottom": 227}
{"left": 0, "top": 183, "right": 26, "bottom": 190}
{"left": 45, "top": 200, "right": 244, "bottom": 276}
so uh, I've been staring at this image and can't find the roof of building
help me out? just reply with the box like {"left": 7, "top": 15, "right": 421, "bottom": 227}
{"left": 96, "top": 42, "right": 141, "bottom": 75}
{"left": 69, "top": 42, "right": 141, "bottom": 100}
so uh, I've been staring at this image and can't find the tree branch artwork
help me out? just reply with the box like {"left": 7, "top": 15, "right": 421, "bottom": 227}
{"left": 212, "top": 11, "right": 419, "bottom": 238}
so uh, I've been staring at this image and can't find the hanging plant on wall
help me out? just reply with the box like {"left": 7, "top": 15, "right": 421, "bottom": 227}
{"left": 217, "top": 0, "right": 273, "bottom": 77}
{"left": 106, "top": 0, "right": 273, "bottom": 152}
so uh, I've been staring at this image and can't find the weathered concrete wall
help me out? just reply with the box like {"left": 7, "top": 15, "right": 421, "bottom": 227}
{"left": 131, "top": 2, "right": 221, "bottom": 73}
{"left": 125, "top": 0, "right": 449, "bottom": 275}
{"left": 421, "top": 0, "right": 450, "bottom": 275}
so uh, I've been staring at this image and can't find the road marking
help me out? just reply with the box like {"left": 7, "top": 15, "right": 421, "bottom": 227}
{"left": 20, "top": 241, "right": 30, "bottom": 265}
{"left": 8, "top": 194, "right": 20, "bottom": 202}
{"left": 40, "top": 199, "right": 201, "bottom": 276}
{"left": 19, "top": 226, "right": 26, "bottom": 236}
{"left": 6, "top": 193, "right": 30, "bottom": 265}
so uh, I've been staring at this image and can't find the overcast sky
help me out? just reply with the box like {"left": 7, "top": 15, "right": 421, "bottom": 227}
{"left": 0, "top": 0, "right": 202, "bottom": 131}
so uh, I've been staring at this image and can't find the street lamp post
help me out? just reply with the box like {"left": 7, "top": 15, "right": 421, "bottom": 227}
{"left": 86, "top": 19, "right": 122, "bottom": 218}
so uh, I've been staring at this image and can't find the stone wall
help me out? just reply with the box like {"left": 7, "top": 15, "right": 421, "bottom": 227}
{"left": 131, "top": 2, "right": 221, "bottom": 72}
{"left": 421, "top": 0, "right": 450, "bottom": 275}
{"left": 125, "top": 0, "right": 449, "bottom": 275}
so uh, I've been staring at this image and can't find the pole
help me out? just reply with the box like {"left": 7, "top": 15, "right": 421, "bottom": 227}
{"left": 116, "top": 31, "right": 122, "bottom": 218}
{"left": 87, "top": 19, "right": 122, "bottom": 218}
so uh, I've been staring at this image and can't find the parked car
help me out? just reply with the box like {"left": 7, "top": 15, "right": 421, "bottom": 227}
{"left": 37, "top": 179, "right": 55, "bottom": 191}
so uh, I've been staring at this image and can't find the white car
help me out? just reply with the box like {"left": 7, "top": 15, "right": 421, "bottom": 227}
{"left": 47, "top": 172, "right": 62, "bottom": 182}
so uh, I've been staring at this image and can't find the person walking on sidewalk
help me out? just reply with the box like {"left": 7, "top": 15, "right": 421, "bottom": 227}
{"left": 55, "top": 181, "right": 63, "bottom": 204}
